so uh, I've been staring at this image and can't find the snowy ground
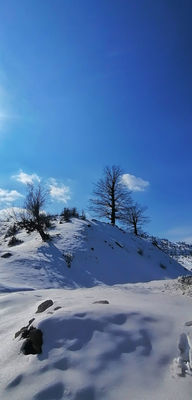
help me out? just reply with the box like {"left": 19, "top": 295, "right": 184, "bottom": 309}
{"left": 176, "top": 255, "right": 192, "bottom": 272}
{"left": 1, "top": 283, "right": 192, "bottom": 400}
{"left": 0, "top": 215, "right": 192, "bottom": 399}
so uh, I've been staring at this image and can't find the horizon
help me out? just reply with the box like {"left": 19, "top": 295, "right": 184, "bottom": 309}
{"left": 0, "top": 0, "right": 191, "bottom": 243}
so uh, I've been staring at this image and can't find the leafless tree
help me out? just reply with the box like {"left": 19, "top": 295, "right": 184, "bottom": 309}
{"left": 19, "top": 184, "right": 51, "bottom": 241}
{"left": 90, "top": 165, "right": 132, "bottom": 226}
{"left": 123, "top": 203, "right": 149, "bottom": 236}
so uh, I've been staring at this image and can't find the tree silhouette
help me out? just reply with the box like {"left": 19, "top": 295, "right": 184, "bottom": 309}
{"left": 90, "top": 165, "right": 132, "bottom": 226}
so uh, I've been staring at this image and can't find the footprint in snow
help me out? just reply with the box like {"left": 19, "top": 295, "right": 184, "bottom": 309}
{"left": 6, "top": 374, "right": 23, "bottom": 389}
{"left": 34, "top": 382, "right": 65, "bottom": 400}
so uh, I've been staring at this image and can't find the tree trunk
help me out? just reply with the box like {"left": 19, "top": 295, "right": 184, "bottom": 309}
{"left": 37, "top": 227, "right": 49, "bottom": 241}
{"left": 111, "top": 184, "right": 115, "bottom": 225}
{"left": 133, "top": 222, "right": 138, "bottom": 236}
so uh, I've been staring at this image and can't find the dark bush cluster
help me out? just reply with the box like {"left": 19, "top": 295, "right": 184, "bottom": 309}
{"left": 18, "top": 214, "right": 52, "bottom": 241}
{"left": 60, "top": 208, "right": 86, "bottom": 223}
{"left": 8, "top": 236, "right": 23, "bottom": 247}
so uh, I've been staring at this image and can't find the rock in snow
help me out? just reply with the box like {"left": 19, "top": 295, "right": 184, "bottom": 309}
{"left": 36, "top": 300, "right": 54, "bottom": 313}
{"left": 20, "top": 327, "right": 43, "bottom": 355}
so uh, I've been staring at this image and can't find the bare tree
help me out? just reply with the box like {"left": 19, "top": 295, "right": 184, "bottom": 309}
{"left": 90, "top": 165, "right": 132, "bottom": 226}
{"left": 123, "top": 203, "right": 149, "bottom": 236}
{"left": 19, "top": 184, "right": 51, "bottom": 241}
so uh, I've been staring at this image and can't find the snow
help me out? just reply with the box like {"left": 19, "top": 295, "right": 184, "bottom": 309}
{"left": 144, "top": 234, "right": 192, "bottom": 272}
{"left": 0, "top": 207, "right": 25, "bottom": 221}
{"left": 1, "top": 285, "right": 192, "bottom": 400}
{"left": 0, "top": 217, "right": 192, "bottom": 399}
{"left": 0, "top": 219, "right": 188, "bottom": 291}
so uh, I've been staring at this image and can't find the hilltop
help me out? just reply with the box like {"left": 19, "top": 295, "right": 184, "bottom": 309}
{"left": 1, "top": 213, "right": 192, "bottom": 400}
{"left": 0, "top": 216, "right": 188, "bottom": 292}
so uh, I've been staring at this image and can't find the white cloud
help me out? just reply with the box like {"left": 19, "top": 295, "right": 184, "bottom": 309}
{"left": 49, "top": 178, "right": 71, "bottom": 203}
{"left": 12, "top": 170, "right": 41, "bottom": 185}
{"left": 0, "top": 188, "right": 23, "bottom": 203}
{"left": 121, "top": 173, "right": 150, "bottom": 192}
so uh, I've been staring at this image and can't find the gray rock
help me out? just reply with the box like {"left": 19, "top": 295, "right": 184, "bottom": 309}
{"left": 29, "top": 328, "right": 43, "bottom": 353}
{"left": 15, "top": 318, "right": 35, "bottom": 338}
{"left": 20, "top": 338, "right": 36, "bottom": 355}
{"left": 15, "top": 326, "right": 28, "bottom": 339}
{"left": 20, "top": 327, "right": 43, "bottom": 355}
{"left": 28, "top": 318, "right": 35, "bottom": 326}
{"left": 36, "top": 299, "right": 53, "bottom": 313}
{"left": 1, "top": 252, "right": 12, "bottom": 258}
{"left": 185, "top": 321, "right": 192, "bottom": 326}
{"left": 93, "top": 300, "right": 109, "bottom": 304}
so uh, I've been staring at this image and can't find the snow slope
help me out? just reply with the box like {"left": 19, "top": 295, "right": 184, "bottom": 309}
{"left": 0, "top": 218, "right": 188, "bottom": 291}
{"left": 145, "top": 235, "right": 192, "bottom": 272}
{"left": 0, "top": 217, "right": 192, "bottom": 399}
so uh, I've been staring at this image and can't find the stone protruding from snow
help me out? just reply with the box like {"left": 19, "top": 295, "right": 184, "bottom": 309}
{"left": 20, "top": 327, "right": 43, "bottom": 355}
{"left": 93, "top": 300, "right": 109, "bottom": 304}
{"left": 1, "top": 252, "right": 12, "bottom": 258}
{"left": 36, "top": 299, "right": 53, "bottom": 313}
{"left": 15, "top": 318, "right": 35, "bottom": 338}
{"left": 15, "top": 326, "right": 29, "bottom": 339}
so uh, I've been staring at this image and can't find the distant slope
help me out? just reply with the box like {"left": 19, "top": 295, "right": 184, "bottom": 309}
{"left": 144, "top": 235, "right": 192, "bottom": 271}
{"left": 0, "top": 218, "right": 188, "bottom": 292}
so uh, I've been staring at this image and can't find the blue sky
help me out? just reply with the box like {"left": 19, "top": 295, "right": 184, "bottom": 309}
{"left": 0, "top": 0, "right": 191, "bottom": 242}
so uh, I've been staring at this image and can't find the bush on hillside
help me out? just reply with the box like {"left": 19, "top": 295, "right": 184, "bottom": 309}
{"left": 63, "top": 252, "right": 73, "bottom": 268}
{"left": 18, "top": 184, "right": 51, "bottom": 241}
{"left": 80, "top": 210, "right": 86, "bottom": 220}
{"left": 18, "top": 214, "right": 51, "bottom": 240}
{"left": 8, "top": 236, "right": 23, "bottom": 247}
{"left": 60, "top": 207, "right": 80, "bottom": 222}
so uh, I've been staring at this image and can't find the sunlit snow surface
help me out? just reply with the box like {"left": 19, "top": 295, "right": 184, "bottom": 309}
{"left": 1, "top": 285, "right": 192, "bottom": 400}
{"left": 0, "top": 217, "right": 192, "bottom": 399}
{"left": 0, "top": 218, "right": 188, "bottom": 290}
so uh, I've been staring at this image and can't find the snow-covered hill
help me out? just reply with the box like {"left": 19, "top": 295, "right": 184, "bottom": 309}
{"left": 1, "top": 216, "right": 192, "bottom": 400}
{"left": 0, "top": 218, "right": 188, "bottom": 292}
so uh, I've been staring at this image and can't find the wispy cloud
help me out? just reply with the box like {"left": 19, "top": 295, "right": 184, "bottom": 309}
{"left": 48, "top": 178, "right": 71, "bottom": 203}
{"left": 166, "top": 226, "right": 192, "bottom": 243}
{"left": 121, "top": 173, "right": 149, "bottom": 192}
{"left": 12, "top": 170, "right": 41, "bottom": 185}
{"left": 0, "top": 188, "right": 23, "bottom": 204}
{"left": 182, "top": 236, "right": 192, "bottom": 244}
